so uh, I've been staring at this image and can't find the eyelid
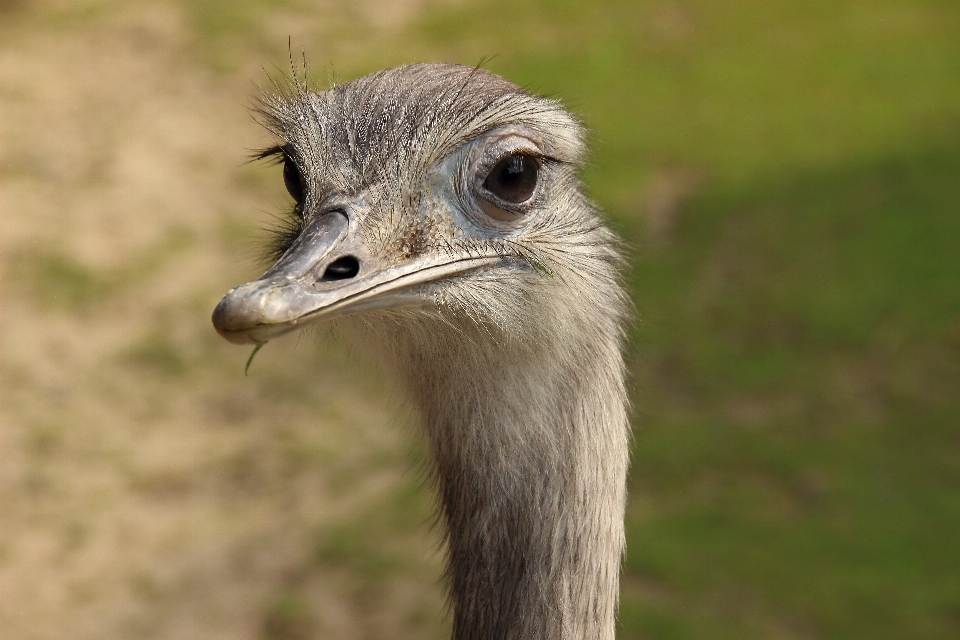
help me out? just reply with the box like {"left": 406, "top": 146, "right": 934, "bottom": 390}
{"left": 477, "top": 147, "right": 563, "bottom": 184}
{"left": 478, "top": 135, "right": 540, "bottom": 167}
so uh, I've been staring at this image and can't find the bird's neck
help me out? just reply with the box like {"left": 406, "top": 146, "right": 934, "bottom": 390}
{"left": 403, "top": 320, "right": 630, "bottom": 640}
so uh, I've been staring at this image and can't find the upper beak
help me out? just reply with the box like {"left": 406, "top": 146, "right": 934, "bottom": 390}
{"left": 212, "top": 211, "right": 500, "bottom": 344}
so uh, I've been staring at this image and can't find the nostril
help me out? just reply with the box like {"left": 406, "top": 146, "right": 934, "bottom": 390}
{"left": 321, "top": 256, "right": 360, "bottom": 281}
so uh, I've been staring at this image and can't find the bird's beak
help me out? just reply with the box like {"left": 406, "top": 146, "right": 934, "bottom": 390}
{"left": 212, "top": 211, "right": 500, "bottom": 344}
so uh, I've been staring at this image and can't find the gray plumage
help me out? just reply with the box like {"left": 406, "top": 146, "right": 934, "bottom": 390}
{"left": 213, "top": 63, "right": 630, "bottom": 640}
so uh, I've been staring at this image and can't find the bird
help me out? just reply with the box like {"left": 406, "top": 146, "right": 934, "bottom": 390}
{"left": 212, "top": 63, "right": 630, "bottom": 640}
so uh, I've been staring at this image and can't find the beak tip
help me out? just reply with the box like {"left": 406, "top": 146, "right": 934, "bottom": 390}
{"left": 212, "top": 290, "right": 262, "bottom": 344}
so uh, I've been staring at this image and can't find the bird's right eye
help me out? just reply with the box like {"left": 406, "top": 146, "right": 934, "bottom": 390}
{"left": 283, "top": 156, "right": 304, "bottom": 203}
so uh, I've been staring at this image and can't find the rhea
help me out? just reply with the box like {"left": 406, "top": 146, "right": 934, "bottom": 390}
{"left": 212, "top": 63, "right": 630, "bottom": 640}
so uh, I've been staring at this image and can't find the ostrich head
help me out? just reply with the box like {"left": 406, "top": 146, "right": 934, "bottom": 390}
{"left": 213, "top": 63, "right": 629, "bottom": 640}
{"left": 212, "top": 63, "right": 623, "bottom": 353}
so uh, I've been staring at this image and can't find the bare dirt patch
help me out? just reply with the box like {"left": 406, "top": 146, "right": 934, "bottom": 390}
{"left": 0, "top": 2, "right": 449, "bottom": 638}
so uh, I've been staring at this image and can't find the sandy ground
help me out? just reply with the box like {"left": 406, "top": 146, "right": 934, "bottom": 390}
{"left": 0, "top": 2, "right": 448, "bottom": 638}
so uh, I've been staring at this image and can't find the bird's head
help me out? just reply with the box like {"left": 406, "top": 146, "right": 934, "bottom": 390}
{"left": 213, "top": 64, "right": 623, "bottom": 349}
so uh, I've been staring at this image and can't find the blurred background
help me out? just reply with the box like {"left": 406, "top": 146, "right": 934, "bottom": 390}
{"left": 1, "top": 0, "right": 958, "bottom": 638}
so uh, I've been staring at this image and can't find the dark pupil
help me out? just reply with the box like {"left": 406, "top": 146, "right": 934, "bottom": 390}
{"left": 283, "top": 157, "right": 304, "bottom": 203}
{"left": 484, "top": 154, "right": 538, "bottom": 204}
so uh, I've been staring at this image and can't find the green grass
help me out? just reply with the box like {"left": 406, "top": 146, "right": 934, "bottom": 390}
{"left": 624, "top": 137, "right": 960, "bottom": 639}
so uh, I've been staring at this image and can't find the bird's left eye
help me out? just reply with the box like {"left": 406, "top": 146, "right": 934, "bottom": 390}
{"left": 283, "top": 156, "right": 304, "bottom": 203}
{"left": 483, "top": 153, "right": 539, "bottom": 205}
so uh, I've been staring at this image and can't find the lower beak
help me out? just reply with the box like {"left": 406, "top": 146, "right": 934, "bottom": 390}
{"left": 212, "top": 211, "right": 500, "bottom": 345}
